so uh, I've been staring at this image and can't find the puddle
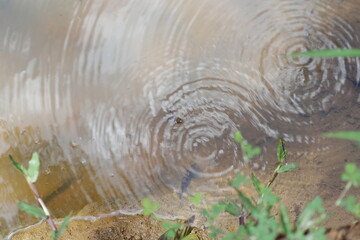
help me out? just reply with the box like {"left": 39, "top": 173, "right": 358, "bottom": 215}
{"left": 1, "top": 0, "right": 360, "bottom": 237}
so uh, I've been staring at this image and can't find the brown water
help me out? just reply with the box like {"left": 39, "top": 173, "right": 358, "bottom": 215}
{"left": 1, "top": 0, "right": 360, "bottom": 237}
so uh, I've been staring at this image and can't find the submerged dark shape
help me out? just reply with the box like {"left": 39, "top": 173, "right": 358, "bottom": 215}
{"left": 174, "top": 117, "right": 183, "bottom": 124}
{"left": 178, "top": 164, "right": 200, "bottom": 199}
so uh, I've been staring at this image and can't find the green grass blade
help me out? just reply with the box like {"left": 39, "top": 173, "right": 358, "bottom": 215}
{"left": 58, "top": 211, "right": 72, "bottom": 236}
{"left": 235, "top": 189, "right": 256, "bottom": 213}
{"left": 290, "top": 49, "right": 360, "bottom": 58}
{"left": 27, "top": 152, "right": 40, "bottom": 183}
{"left": 251, "top": 173, "right": 264, "bottom": 195}
{"left": 9, "top": 155, "right": 27, "bottom": 176}
{"left": 221, "top": 200, "right": 242, "bottom": 216}
{"left": 52, "top": 211, "right": 72, "bottom": 240}
{"left": 17, "top": 202, "right": 46, "bottom": 219}
{"left": 323, "top": 131, "right": 360, "bottom": 146}
{"left": 279, "top": 204, "right": 292, "bottom": 235}
{"left": 296, "top": 197, "right": 326, "bottom": 231}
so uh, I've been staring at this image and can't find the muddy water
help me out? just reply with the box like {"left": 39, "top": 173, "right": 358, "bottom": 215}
{"left": 1, "top": 0, "right": 360, "bottom": 237}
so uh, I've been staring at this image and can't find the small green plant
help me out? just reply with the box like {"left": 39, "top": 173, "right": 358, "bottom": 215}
{"left": 198, "top": 174, "right": 328, "bottom": 240}
{"left": 192, "top": 139, "right": 331, "bottom": 239}
{"left": 323, "top": 131, "right": 360, "bottom": 219}
{"left": 9, "top": 153, "right": 71, "bottom": 240}
{"left": 290, "top": 44, "right": 360, "bottom": 222}
{"left": 336, "top": 163, "right": 360, "bottom": 218}
{"left": 141, "top": 131, "right": 360, "bottom": 239}
{"left": 234, "top": 131, "right": 261, "bottom": 162}
{"left": 141, "top": 198, "right": 199, "bottom": 240}
{"left": 267, "top": 138, "right": 298, "bottom": 188}
{"left": 141, "top": 198, "right": 160, "bottom": 216}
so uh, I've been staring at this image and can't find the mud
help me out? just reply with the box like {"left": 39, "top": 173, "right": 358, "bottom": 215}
{"left": 10, "top": 201, "right": 210, "bottom": 240}
{"left": 8, "top": 200, "right": 360, "bottom": 240}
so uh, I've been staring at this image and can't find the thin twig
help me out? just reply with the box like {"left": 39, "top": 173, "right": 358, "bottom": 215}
{"left": 336, "top": 181, "right": 352, "bottom": 206}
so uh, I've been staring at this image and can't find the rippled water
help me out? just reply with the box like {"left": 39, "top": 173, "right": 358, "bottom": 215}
{"left": 1, "top": 0, "right": 360, "bottom": 237}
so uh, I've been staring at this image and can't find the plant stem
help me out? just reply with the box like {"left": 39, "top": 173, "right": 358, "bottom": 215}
{"left": 29, "top": 181, "right": 40, "bottom": 198}
{"left": 266, "top": 139, "right": 287, "bottom": 188}
{"left": 29, "top": 182, "right": 58, "bottom": 232}
{"left": 336, "top": 181, "right": 352, "bottom": 206}
{"left": 266, "top": 165, "right": 280, "bottom": 188}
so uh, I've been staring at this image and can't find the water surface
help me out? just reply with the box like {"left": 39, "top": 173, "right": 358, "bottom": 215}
{"left": 1, "top": 0, "right": 360, "bottom": 237}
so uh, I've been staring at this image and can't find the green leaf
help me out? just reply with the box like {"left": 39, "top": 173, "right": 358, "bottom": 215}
{"left": 180, "top": 233, "right": 199, "bottom": 240}
{"left": 141, "top": 198, "right": 159, "bottom": 216}
{"left": 279, "top": 204, "right": 292, "bottom": 235}
{"left": 51, "top": 231, "right": 56, "bottom": 240}
{"left": 229, "top": 173, "right": 250, "bottom": 188}
{"left": 165, "top": 230, "right": 177, "bottom": 239}
{"left": 247, "top": 210, "right": 278, "bottom": 240}
{"left": 290, "top": 49, "right": 360, "bottom": 58}
{"left": 244, "top": 144, "right": 261, "bottom": 159}
{"left": 58, "top": 211, "right": 72, "bottom": 237}
{"left": 277, "top": 163, "right": 299, "bottom": 173}
{"left": 234, "top": 131, "right": 261, "bottom": 160}
{"left": 211, "top": 203, "right": 227, "bottom": 219}
{"left": 159, "top": 220, "right": 191, "bottom": 240}
{"left": 251, "top": 173, "right": 265, "bottom": 195}
{"left": 339, "top": 196, "right": 360, "bottom": 218}
{"left": 9, "top": 155, "right": 27, "bottom": 176}
{"left": 209, "top": 226, "right": 223, "bottom": 238}
{"left": 259, "top": 188, "right": 279, "bottom": 211}
{"left": 234, "top": 131, "right": 243, "bottom": 144}
{"left": 17, "top": 202, "right": 46, "bottom": 219}
{"left": 9, "top": 153, "right": 40, "bottom": 183}
{"left": 201, "top": 203, "right": 227, "bottom": 222}
{"left": 221, "top": 200, "right": 242, "bottom": 216}
{"left": 296, "top": 197, "right": 327, "bottom": 231}
{"left": 342, "top": 163, "right": 360, "bottom": 187}
{"left": 189, "top": 193, "right": 203, "bottom": 205}
{"left": 234, "top": 189, "right": 256, "bottom": 213}
{"left": 162, "top": 221, "right": 181, "bottom": 231}
{"left": 27, "top": 152, "right": 40, "bottom": 183}
{"left": 323, "top": 131, "right": 360, "bottom": 146}
{"left": 51, "top": 211, "right": 72, "bottom": 240}
{"left": 277, "top": 139, "right": 287, "bottom": 163}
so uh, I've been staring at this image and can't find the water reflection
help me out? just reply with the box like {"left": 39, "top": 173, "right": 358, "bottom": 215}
{"left": 1, "top": 0, "right": 360, "bottom": 237}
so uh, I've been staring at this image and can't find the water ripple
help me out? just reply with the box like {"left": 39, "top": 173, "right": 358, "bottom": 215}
{"left": 1, "top": 0, "right": 360, "bottom": 237}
